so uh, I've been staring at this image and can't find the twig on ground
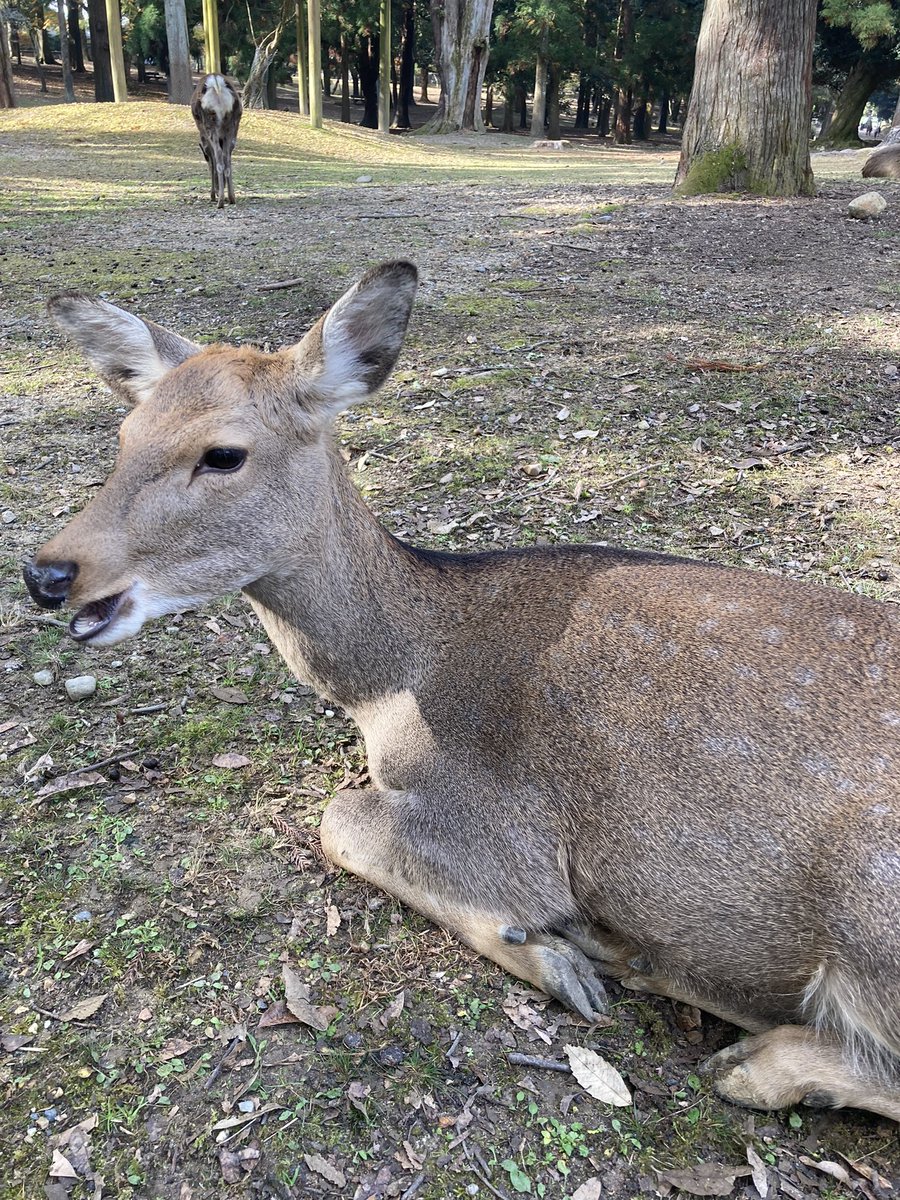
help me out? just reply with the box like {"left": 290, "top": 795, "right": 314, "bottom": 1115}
{"left": 400, "top": 1172, "right": 426, "bottom": 1200}
{"left": 22, "top": 615, "right": 69, "bottom": 629}
{"left": 507, "top": 1052, "right": 570, "bottom": 1072}
{"left": 204, "top": 1035, "right": 243, "bottom": 1090}
{"left": 129, "top": 702, "right": 167, "bottom": 715}
{"left": 257, "top": 277, "right": 306, "bottom": 292}
{"left": 463, "top": 1144, "right": 512, "bottom": 1200}
{"left": 54, "top": 748, "right": 137, "bottom": 778}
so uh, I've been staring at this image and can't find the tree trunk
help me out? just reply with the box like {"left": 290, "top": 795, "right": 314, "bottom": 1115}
{"left": 68, "top": 0, "right": 84, "bottom": 71}
{"left": 529, "top": 23, "right": 549, "bottom": 138}
{"left": 657, "top": 88, "right": 668, "bottom": 134}
{"left": 546, "top": 63, "right": 560, "bottom": 139}
{"left": 393, "top": 0, "right": 414, "bottom": 128}
{"left": 340, "top": 31, "right": 350, "bottom": 122}
{"left": 0, "top": 19, "right": 16, "bottom": 106}
{"left": 27, "top": 25, "right": 49, "bottom": 90}
{"left": 421, "top": 0, "right": 493, "bottom": 133}
{"left": 674, "top": 0, "right": 817, "bottom": 197}
{"left": 164, "top": 0, "right": 192, "bottom": 104}
{"left": 574, "top": 73, "right": 590, "bottom": 129}
{"left": 418, "top": 61, "right": 428, "bottom": 102}
{"left": 516, "top": 81, "right": 527, "bottom": 128}
{"left": 612, "top": 0, "right": 632, "bottom": 144}
{"left": 105, "top": 0, "right": 127, "bottom": 100}
{"left": 296, "top": 2, "right": 309, "bottom": 115}
{"left": 378, "top": 0, "right": 390, "bottom": 131}
{"left": 483, "top": 83, "right": 492, "bottom": 127}
{"left": 358, "top": 34, "right": 378, "bottom": 128}
{"left": 41, "top": 10, "right": 57, "bottom": 64}
{"left": 669, "top": 95, "right": 681, "bottom": 125}
{"left": 307, "top": 0, "right": 322, "bottom": 126}
{"left": 633, "top": 86, "right": 649, "bottom": 140}
{"left": 56, "top": 0, "right": 75, "bottom": 98}
{"left": 202, "top": 0, "right": 221, "bottom": 74}
{"left": 244, "top": 22, "right": 284, "bottom": 108}
{"left": 501, "top": 75, "right": 513, "bottom": 132}
{"left": 597, "top": 93, "right": 611, "bottom": 137}
{"left": 821, "top": 55, "right": 896, "bottom": 149}
{"left": 614, "top": 86, "right": 632, "bottom": 143}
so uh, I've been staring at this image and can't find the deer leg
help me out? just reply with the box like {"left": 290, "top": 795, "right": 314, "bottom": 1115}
{"left": 319, "top": 789, "right": 608, "bottom": 1022}
{"left": 704, "top": 1026, "right": 900, "bottom": 1121}
{"left": 225, "top": 147, "right": 236, "bottom": 205}
{"left": 200, "top": 141, "right": 216, "bottom": 201}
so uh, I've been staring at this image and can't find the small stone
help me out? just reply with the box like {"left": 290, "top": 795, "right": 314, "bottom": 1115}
{"left": 343, "top": 1032, "right": 363, "bottom": 1050}
{"left": 65, "top": 675, "right": 96, "bottom": 700}
{"left": 73, "top": 910, "right": 92, "bottom": 922}
{"left": 237, "top": 1099, "right": 255, "bottom": 1113}
{"left": 1, "top": 510, "right": 15, "bottom": 524}
{"left": 848, "top": 191, "right": 888, "bottom": 220}
{"left": 33, "top": 670, "right": 54, "bottom": 687}
{"left": 356, "top": 174, "right": 373, "bottom": 183}
{"left": 378, "top": 1045, "right": 405, "bottom": 1068}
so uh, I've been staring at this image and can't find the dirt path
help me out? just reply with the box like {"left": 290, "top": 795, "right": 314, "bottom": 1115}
{"left": 1, "top": 106, "right": 898, "bottom": 1200}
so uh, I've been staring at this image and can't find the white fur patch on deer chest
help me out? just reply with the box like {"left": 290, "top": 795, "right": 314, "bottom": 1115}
{"left": 201, "top": 79, "right": 235, "bottom": 119}
{"left": 351, "top": 689, "right": 436, "bottom": 788}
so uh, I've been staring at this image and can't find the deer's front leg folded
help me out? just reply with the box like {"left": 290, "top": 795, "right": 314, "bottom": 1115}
{"left": 318, "top": 788, "right": 608, "bottom": 1022}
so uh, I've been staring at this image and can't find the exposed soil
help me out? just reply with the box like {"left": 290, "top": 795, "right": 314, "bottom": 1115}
{"left": 1, "top": 104, "right": 899, "bottom": 1200}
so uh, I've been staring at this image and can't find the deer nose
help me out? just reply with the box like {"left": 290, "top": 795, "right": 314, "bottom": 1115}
{"left": 22, "top": 560, "right": 79, "bottom": 609}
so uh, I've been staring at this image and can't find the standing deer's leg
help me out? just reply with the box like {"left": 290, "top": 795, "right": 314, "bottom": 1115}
{"left": 705, "top": 1026, "right": 900, "bottom": 1121}
{"left": 225, "top": 142, "right": 236, "bottom": 204}
{"left": 200, "top": 141, "right": 216, "bottom": 201}
{"left": 319, "top": 789, "right": 609, "bottom": 1022}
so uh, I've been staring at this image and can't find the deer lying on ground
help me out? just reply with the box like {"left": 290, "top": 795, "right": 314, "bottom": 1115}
{"left": 24, "top": 262, "right": 900, "bottom": 1121}
{"left": 862, "top": 140, "right": 900, "bottom": 181}
{"left": 191, "top": 73, "right": 242, "bottom": 209}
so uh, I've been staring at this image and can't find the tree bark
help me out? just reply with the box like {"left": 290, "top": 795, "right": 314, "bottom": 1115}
{"left": 307, "top": 0, "right": 322, "bottom": 126}
{"left": 421, "top": 0, "right": 493, "bottom": 133}
{"left": 68, "top": 0, "right": 84, "bottom": 71}
{"left": 86, "top": 0, "right": 113, "bottom": 100}
{"left": 418, "top": 61, "right": 428, "bottom": 102}
{"left": 56, "top": 0, "right": 75, "bottom": 98}
{"left": 574, "top": 73, "right": 590, "bottom": 129}
{"left": 529, "top": 22, "right": 549, "bottom": 138}
{"left": 674, "top": 0, "right": 817, "bottom": 197}
{"left": 393, "top": 0, "right": 414, "bottom": 128}
{"left": 358, "top": 33, "right": 378, "bottom": 128}
{"left": 164, "top": 0, "right": 192, "bottom": 104}
{"left": 597, "top": 93, "right": 611, "bottom": 137}
{"left": 633, "top": 86, "right": 649, "bottom": 140}
{"left": 202, "top": 0, "right": 221, "bottom": 73}
{"left": 41, "top": 9, "right": 57, "bottom": 64}
{"left": 378, "top": 0, "right": 391, "bottom": 131}
{"left": 340, "top": 31, "right": 350, "bottom": 121}
{"left": 105, "top": 0, "right": 127, "bottom": 100}
{"left": 614, "top": 86, "right": 632, "bottom": 143}
{"left": 296, "top": 2, "right": 309, "bottom": 115}
{"left": 657, "top": 88, "right": 668, "bottom": 134}
{"left": 244, "top": 21, "right": 285, "bottom": 108}
{"left": 0, "top": 19, "right": 16, "bottom": 106}
{"left": 546, "top": 63, "right": 560, "bottom": 139}
{"left": 612, "top": 0, "right": 633, "bottom": 144}
{"left": 821, "top": 55, "right": 896, "bottom": 148}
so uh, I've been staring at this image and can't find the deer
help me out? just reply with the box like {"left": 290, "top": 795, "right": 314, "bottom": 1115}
{"left": 23, "top": 262, "right": 900, "bottom": 1123}
{"left": 191, "top": 73, "right": 242, "bottom": 209}
{"left": 862, "top": 140, "right": 900, "bottom": 181}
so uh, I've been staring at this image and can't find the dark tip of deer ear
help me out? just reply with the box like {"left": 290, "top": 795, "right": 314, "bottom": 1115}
{"left": 365, "top": 260, "right": 418, "bottom": 289}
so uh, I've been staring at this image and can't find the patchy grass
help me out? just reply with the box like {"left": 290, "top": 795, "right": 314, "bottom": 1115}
{"left": 1, "top": 102, "right": 899, "bottom": 1200}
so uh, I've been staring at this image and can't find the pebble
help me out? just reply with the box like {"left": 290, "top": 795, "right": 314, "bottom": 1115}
{"left": 342, "top": 1032, "right": 363, "bottom": 1050}
{"left": 73, "top": 910, "right": 92, "bottom": 922}
{"left": 237, "top": 1099, "right": 255, "bottom": 1113}
{"left": 65, "top": 675, "right": 97, "bottom": 700}
{"left": 33, "top": 670, "right": 54, "bottom": 687}
{"left": 377, "top": 1045, "right": 405, "bottom": 1068}
{"left": 356, "top": 174, "right": 373, "bottom": 183}
{"left": 1, "top": 510, "right": 15, "bottom": 524}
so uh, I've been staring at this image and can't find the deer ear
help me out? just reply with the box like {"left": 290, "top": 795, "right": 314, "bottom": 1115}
{"left": 48, "top": 294, "right": 201, "bottom": 405}
{"left": 291, "top": 261, "right": 418, "bottom": 414}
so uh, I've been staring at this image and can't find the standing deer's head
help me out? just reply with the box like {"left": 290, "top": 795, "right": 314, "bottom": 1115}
{"left": 23, "top": 261, "right": 418, "bottom": 645}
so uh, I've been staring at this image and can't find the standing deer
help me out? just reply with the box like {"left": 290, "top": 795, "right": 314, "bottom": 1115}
{"left": 24, "top": 263, "right": 900, "bottom": 1121}
{"left": 191, "top": 73, "right": 242, "bottom": 209}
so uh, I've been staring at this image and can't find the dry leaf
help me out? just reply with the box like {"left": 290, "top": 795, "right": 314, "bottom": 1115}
{"left": 62, "top": 939, "right": 96, "bottom": 962}
{"left": 572, "top": 1180, "right": 603, "bottom": 1200}
{"left": 36, "top": 771, "right": 105, "bottom": 798}
{"left": 325, "top": 904, "right": 341, "bottom": 937}
{"left": 656, "top": 1163, "right": 752, "bottom": 1197}
{"left": 564, "top": 1045, "right": 631, "bottom": 1106}
{"left": 158, "top": 1038, "right": 196, "bottom": 1062}
{"left": 799, "top": 1157, "right": 852, "bottom": 1186}
{"left": 212, "top": 753, "right": 251, "bottom": 769}
{"left": 746, "top": 1145, "right": 768, "bottom": 1199}
{"left": 372, "top": 991, "right": 405, "bottom": 1031}
{"left": 49, "top": 1150, "right": 78, "bottom": 1179}
{"left": 257, "top": 1000, "right": 303, "bottom": 1028}
{"left": 211, "top": 1102, "right": 283, "bottom": 1132}
{"left": 58, "top": 994, "right": 107, "bottom": 1022}
{"left": 210, "top": 686, "right": 249, "bottom": 705}
{"left": 56, "top": 1114, "right": 99, "bottom": 1146}
{"left": 218, "top": 1145, "right": 260, "bottom": 1183}
{"left": 834, "top": 1153, "right": 894, "bottom": 1191}
{"left": 282, "top": 965, "right": 329, "bottom": 1031}
{"left": 1, "top": 1033, "right": 34, "bottom": 1051}
{"left": 304, "top": 1153, "right": 346, "bottom": 1188}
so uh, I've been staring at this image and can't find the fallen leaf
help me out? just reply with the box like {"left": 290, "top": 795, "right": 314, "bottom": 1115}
{"left": 325, "top": 904, "right": 341, "bottom": 937}
{"left": 37, "top": 771, "right": 105, "bottom": 798}
{"left": 49, "top": 1150, "right": 78, "bottom": 1179}
{"left": 347, "top": 1080, "right": 371, "bottom": 1114}
{"left": 56, "top": 1114, "right": 98, "bottom": 1146}
{"left": 656, "top": 1163, "right": 752, "bottom": 1197}
{"left": 62, "top": 939, "right": 96, "bottom": 962}
{"left": 158, "top": 1038, "right": 196, "bottom": 1062}
{"left": 372, "top": 991, "right": 405, "bottom": 1031}
{"left": 210, "top": 686, "right": 249, "bottom": 705}
{"left": 257, "top": 1000, "right": 303, "bottom": 1028}
{"left": 282, "top": 964, "right": 329, "bottom": 1031}
{"left": 573, "top": 428, "right": 599, "bottom": 440}
{"left": 304, "top": 1153, "right": 346, "bottom": 1188}
{"left": 211, "top": 1102, "right": 283, "bottom": 1132}
{"left": 834, "top": 1153, "right": 894, "bottom": 1191}
{"left": 799, "top": 1156, "right": 852, "bottom": 1186}
{"left": 1, "top": 1033, "right": 34, "bottom": 1051}
{"left": 572, "top": 1180, "right": 603, "bottom": 1200}
{"left": 58, "top": 994, "right": 107, "bottom": 1022}
{"left": 746, "top": 1145, "right": 768, "bottom": 1199}
{"left": 732, "top": 458, "right": 766, "bottom": 471}
{"left": 564, "top": 1045, "right": 631, "bottom": 1106}
{"left": 218, "top": 1145, "right": 260, "bottom": 1183}
{"left": 212, "top": 753, "right": 251, "bottom": 769}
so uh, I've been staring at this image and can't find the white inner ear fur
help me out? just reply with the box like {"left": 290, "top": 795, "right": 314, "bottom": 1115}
{"left": 53, "top": 299, "right": 181, "bottom": 403}
{"left": 316, "top": 283, "right": 374, "bottom": 409}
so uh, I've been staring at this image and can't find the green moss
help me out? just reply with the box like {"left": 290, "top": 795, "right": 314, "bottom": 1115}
{"left": 675, "top": 142, "right": 749, "bottom": 196}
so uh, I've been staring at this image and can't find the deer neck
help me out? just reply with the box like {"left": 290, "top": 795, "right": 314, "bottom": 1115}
{"left": 243, "top": 448, "right": 430, "bottom": 712}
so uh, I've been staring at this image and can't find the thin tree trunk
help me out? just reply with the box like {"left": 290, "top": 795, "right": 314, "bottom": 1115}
{"left": 28, "top": 25, "right": 49, "bottom": 90}
{"left": 529, "top": 23, "right": 549, "bottom": 138}
{"left": 202, "top": 0, "right": 221, "bottom": 73}
{"left": 164, "top": 0, "right": 192, "bottom": 104}
{"left": 340, "top": 31, "right": 350, "bottom": 121}
{"left": 612, "top": 0, "right": 633, "bottom": 144}
{"left": 674, "top": 0, "right": 817, "bottom": 196}
{"left": 421, "top": 0, "right": 493, "bottom": 133}
{"left": 358, "top": 33, "right": 378, "bottom": 128}
{"left": 296, "top": 2, "right": 309, "bottom": 115}
{"left": 574, "top": 72, "right": 589, "bottom": 129}
{"left": 393, "top": 0, "right": 414, "bottom": 128}
{"left": 105, "top": 0, "right": 127, "bottom": 100}
{"left": 418, "top": 61, "right": 428, "bottom": 102}
{"left": 0, "top": 19, "right": 16, "bottom": 106}
{"left": 546, "top": 63, "right": 560, "bottom": 139}
{"left": 56, "top": 0, "right": 75, "bottom": 98}
{"left": 657, "top": 88, "right": 668, "bottom": 134}
{"left": 307, "top": 0, "right": 322, "bottom": 126}
{"left": 378, "top": 0, "right": 390, "bottom": 131}
{"left": 633, "top": 86, "right": 649, "bottom": 140}
{"left": 68, "top": 0, "right": 84, "bottom": 71}
{"left": 501, "top": 75, "right": 513, "bottom": 132}
{"left": 614, "top": 86, "right": 632, "bottom": 143}
{"left": 597, "top": 94, "right": 611, "bottom": 137}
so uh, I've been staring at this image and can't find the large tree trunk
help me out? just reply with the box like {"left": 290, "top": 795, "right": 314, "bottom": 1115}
{"left": 529, "top": 23, "right": 549, "bottom": 138}
{"left": 164, "top": 0, "right": 192, "bottom": 104}
{"left": 393, "top": 0, "right": 414, "bottom": 128}
{"left": 358, "top": 33, "right": 378, "bottom": 128}
{"left": 421, "top": 0, "right": 493, "bottom": 133}
{"left": 546, "top": 63, "right": 560, "bottom": 139}
{"left": 674, "top": 0, "right": 817, "bottom": 197}
{"left": 0, "top": 19, "right": 16, "bottom": 106}
{"left": 68, "top": 0, "right": 84, "bottom": 71}
{"left": 244, "top": 23, "right": 284, "bottom": 108}
{"left": 820, "top": 55, "right": 896, "bottom": 148}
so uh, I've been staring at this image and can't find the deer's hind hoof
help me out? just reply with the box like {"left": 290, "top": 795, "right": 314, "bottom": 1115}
{"left": 534, "top": 937, "right": 610, "bottom": 1024}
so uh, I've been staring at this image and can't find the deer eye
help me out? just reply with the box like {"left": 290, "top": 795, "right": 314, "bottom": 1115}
{"left": 197, "top": 447, "right": 247, "bottom": 473}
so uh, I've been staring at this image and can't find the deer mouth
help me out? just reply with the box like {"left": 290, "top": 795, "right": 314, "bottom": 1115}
{"left": 69, "top": 587, "right": 132, "bottom": 642}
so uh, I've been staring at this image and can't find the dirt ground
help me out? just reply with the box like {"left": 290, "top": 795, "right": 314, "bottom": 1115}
{"left": 1, "top": 101, "right": 899, "bottom": 1200}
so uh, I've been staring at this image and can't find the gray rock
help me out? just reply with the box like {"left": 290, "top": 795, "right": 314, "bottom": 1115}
{"left": 848, "top": 191, "right": 888, "bottom": 220}
{"left": 65, "top": 674, "right": 97, "bottom": 700}
{"left": 1, "top": 510, "right": 15, "bottom": 525}
{"left": 356, "top": 174, "right": 373, "bottom": 183}
{"left": 33, "top": 669, "right": 54, "bottom": 687}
